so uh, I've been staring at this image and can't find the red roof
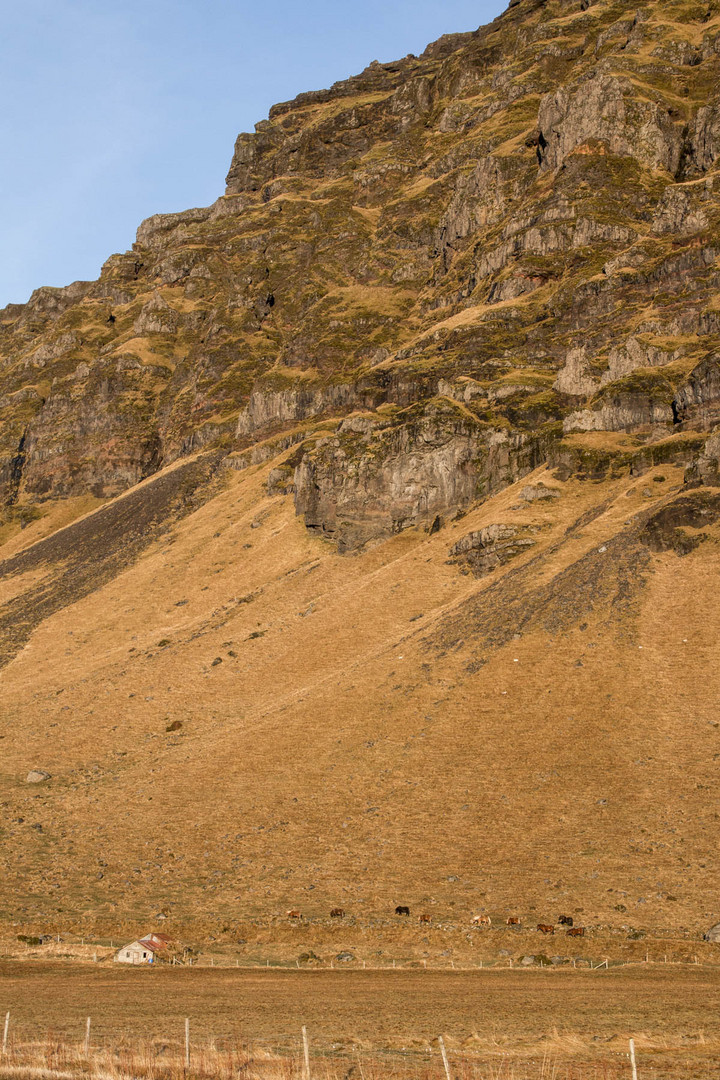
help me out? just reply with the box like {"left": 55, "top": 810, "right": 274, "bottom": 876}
{"left": 138, "top": 933, "right": 171, "bottom": 952}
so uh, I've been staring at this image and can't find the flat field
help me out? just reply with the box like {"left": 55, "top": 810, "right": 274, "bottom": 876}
{"left": 1, "top": 962, "right": 719, "bottom": 1068}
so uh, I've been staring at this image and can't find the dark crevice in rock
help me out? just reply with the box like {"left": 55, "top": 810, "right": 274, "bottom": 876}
{"left": 6, "top": 431, "right": 27, "bottom": 507}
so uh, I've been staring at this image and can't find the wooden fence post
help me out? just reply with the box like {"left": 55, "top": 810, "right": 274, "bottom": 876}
{"left": 2, "top": 1011, "right": 9, "bottom": 1056}
{"left": 84, "top": 1017, "right": 91, "bottom": 1055}
{"left": 629, "top": 1038, "right": 638, "bottom": 1080}
{"left": 302, "top": 1025, "right": 311, "bottom": 1080}
{"left": 185, "top": 1018, "right": 190, "bottom": 1068}
{"left": 438, "top": 1036, "right": 452, "bottom": 1080}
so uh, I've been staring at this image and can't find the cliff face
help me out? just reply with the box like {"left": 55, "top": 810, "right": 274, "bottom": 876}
{"left": 2, "top": 0, "right": 720, "bottom": 551}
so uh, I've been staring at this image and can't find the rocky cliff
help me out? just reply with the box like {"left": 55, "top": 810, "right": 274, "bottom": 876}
{"left": 2, "top": 0, "right": 720, "bottom": 551}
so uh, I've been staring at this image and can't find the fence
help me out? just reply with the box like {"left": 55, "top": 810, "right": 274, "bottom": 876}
{"left": 0, "top": 1015, "right": 650, "bottom": 1080}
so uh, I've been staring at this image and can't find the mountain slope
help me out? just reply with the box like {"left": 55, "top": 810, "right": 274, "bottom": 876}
{"left": 1, "top": 0, "right": 720, "bottom": 947}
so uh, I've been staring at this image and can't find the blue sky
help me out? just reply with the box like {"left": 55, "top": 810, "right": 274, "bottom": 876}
{"left": 0, "top": 0, "right": 505, "bottom": 307}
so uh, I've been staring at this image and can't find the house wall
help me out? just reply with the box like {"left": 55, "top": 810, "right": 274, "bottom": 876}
{"left": 115, "top": 942, "right": 153, "bottom": 964}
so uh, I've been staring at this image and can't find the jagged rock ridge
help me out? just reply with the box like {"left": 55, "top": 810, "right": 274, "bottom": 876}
{"left": 2, "top": 0, "right": 720, "bottom": 549}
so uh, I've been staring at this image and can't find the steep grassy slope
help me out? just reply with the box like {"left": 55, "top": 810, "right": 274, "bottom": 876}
{"left": 1, "top": 438, "right": 719, "bottom": 949}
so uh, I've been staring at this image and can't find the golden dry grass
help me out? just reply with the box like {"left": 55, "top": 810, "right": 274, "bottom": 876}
{"left": 1, "top": 964, "right": 720, "bottom": 1079}
{"left": 0, "top": 445, "right": 718, "bottom": 956}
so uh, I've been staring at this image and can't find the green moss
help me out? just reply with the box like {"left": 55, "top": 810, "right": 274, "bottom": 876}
{"left": 593, "top": 369, "right": 675, "bottom": 405}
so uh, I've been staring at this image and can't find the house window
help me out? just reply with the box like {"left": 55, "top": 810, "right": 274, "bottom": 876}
{"left": 142, "top": 952, "right": 147, "bottom": 958}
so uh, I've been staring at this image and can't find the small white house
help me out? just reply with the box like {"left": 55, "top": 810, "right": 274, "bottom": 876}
{"left": 115, "top": 932, "right": 170, "bottom": 965}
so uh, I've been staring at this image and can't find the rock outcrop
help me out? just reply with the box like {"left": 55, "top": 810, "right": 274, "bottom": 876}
{"left": 293, "top": 400, "right": 548, "bottom": 552}
{"left": 449, "top": 523, "right": 537, "bottom": 576}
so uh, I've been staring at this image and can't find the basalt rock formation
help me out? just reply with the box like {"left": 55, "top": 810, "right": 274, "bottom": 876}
{"left": 2, "top": 0, "right": 720, "bottom": 550}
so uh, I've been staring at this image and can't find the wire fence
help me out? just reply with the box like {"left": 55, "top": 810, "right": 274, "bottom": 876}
{"left": 0, "top": 1022, "right": 692, "bottom": 1080}
{"left": 3, "top": 945, "right": 717, "bottom": 972}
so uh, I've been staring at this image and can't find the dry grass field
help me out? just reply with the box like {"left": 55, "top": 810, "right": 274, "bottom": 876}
{"left": 1, "top": 962, "right": 720, "bottom": 1079}
{"left": 0, "top": 443, "right": 720, "bottom": 955}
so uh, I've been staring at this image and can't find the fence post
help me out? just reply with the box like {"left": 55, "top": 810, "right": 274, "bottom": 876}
{"left": 185, "top": 1018, "right": 190, "bottom": 1068}
{"left": 84, "top": 1017, "right": 91, "bottom": 1055}
{"left": 302, "top": 1025, "right": 311, "bottom": 1080}
{"left": 438, "top": 1036, "right": 452, "bottom": 1080}
{"left": 629, "top": 1038, "right": 638, "bottom": 1080}
{"left": 2, "top": 1011, "right": 9, "bottom": 1055}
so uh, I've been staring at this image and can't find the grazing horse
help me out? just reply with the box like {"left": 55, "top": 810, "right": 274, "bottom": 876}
{"left": 472, "top": 915, "right": 491, "bottom": 926}
{"left": 558, "top": 915, "right": 573, "bottom": 926}
{"left": 567, "top": 926, "right": 585, "bottom": 937}
{"left": 330, "top": 908, "right": 345, "bottom": 918}
{"left": 537, "top": 923, "right": 554, "bottom": 934}
{"left": 395, "top": 905, "right": 410, "bottom": 916}
{"left": 507, "top": 917, "right": 520, "bottom": 926}
{"left": 286, "top": 909, "right": 302, "bottom": 919}
{"left": 419, "top": 913, "right": 431, "bottom": 923}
